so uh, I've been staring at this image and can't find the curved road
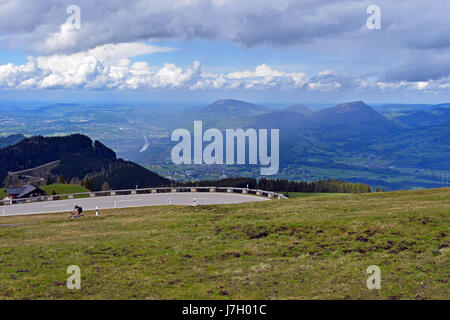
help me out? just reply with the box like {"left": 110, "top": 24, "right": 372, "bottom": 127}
{"left": 1, "top": 192, "right": 268, "bottom": 217}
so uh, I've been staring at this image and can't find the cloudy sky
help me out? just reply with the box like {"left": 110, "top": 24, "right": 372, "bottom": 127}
{"left": 0, "top": 0, "right": 449, "bottom": 103}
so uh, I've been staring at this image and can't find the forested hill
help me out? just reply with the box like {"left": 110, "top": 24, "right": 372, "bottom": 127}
{"left": 0, "top": 134, "right": 170, "bottom": 190}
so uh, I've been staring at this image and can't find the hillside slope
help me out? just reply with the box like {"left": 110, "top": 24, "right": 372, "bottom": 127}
{"left": 368, "top": 121, "right": 450, "bottom": 170}
{"left": 284, "top": 104, "right": 313, "bottom": 116}
{"left": 392, "top": 106, "right": 450, "bottom": 128}
{"left": 0, "top": 134, "right": 25, "bottom": 149}
{"left": 0, "top": 188, "right": 448, "bottom": 299}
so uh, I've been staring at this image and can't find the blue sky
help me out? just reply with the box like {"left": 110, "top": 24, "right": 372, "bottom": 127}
{"left": 0, "top": 0, "right": 449, "bottom": 104}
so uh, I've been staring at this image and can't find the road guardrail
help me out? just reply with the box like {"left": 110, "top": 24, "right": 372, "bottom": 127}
{"left": 0, "top": 186, "right": 287, "bottom": 206}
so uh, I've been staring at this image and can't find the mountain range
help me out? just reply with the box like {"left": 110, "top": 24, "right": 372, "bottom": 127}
{"left": 1, "top": 99, "right": 449, "bottom": 190}
{"left": 132, "top": 99, "right": 450, "bottom": 190}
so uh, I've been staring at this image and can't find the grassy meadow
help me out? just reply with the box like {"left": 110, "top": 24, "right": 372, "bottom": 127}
{"left": 41, "top": 184, "right": 89, "bottom": 195}
{"left": 0, "top": 188, "right": 448, "bottom": 299}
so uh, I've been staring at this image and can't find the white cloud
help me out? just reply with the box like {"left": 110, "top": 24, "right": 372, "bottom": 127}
{"left": 1, "top": 0, "right": 450, "bottom": 92}
{"left": 2, "top": 46, "right": 450, "bottom": 94}
{"left": 0, "top": 43, "right": 199, "bottom": 90}
{"left": 223, "top": 64, "right": 308, "bottom": 90}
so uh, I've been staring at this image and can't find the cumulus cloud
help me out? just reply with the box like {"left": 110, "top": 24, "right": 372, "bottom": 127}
{"left": 1, "top": 46, "right": 449, "bottom": 94}
{"left": 222, "top": 64, "right": 308, "bottom": 90}
{"left": 0, "top": 42, "right": 195, "bottom": 90}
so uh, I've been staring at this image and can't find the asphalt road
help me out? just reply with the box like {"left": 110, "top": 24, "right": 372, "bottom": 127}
{"left": 0, "top": 192, "right": 268, "bottom": 216}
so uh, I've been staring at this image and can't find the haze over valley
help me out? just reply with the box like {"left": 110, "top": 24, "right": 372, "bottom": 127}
{"left": 1, "top": 99, "right": 449, "bottom": 190}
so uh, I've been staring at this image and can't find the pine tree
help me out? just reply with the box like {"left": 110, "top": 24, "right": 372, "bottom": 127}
{"left": 58, "top": 174, "right": 65, "bottom": 184}
{"left": 85, "top": 178, "right": 95, "bottom": 191}
{"left": 101, "top": 181, "right": 111, "bottom": 191}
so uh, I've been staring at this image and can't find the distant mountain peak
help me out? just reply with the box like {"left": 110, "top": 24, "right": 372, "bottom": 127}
{"left": 199, "top": 99, "right": 270, "bottom": 117}
{"left": 317, "top": 101, "right": 383, "bottom": 119}
{"left": 333, "top": 101, "right": 371, "bottom": 113}
{"left": 213, "top": 99, "right": 243, "bottom": 105}
{"left": 206, "top": 99, "right": 267, "bottom": 109}
{"left": 310, "top": 101, "right": 400, "bottom": 138}
{"left": 284, "top": 104, "right": 312, "bottom": 116}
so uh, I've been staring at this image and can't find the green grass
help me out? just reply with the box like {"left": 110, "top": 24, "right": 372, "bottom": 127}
{"left": 0, "top": 188, "right": 448, "bottom": 300}
{"left": 0, "top": 188, "right": 5, "bottom": 199}
{"left": 41, "top": 184, "right": 89, "bottom": 195}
